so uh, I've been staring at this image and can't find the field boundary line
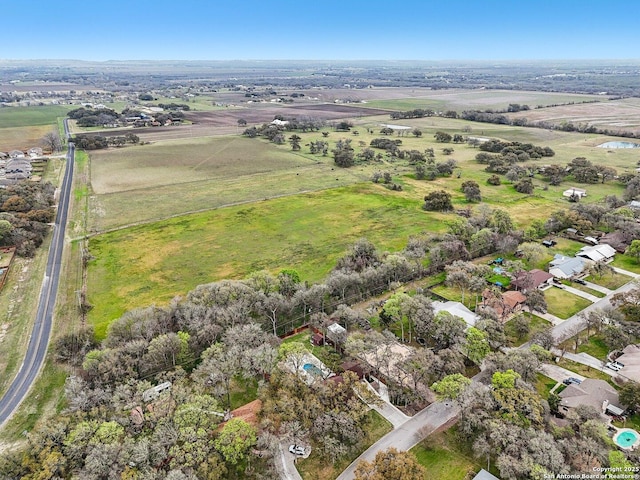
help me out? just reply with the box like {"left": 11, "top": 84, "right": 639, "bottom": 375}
{"left": 72, "top": 187, "right": 336, "bottom": 239}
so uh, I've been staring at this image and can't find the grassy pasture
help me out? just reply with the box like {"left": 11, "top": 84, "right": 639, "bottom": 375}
{"left": 0, "top": 105, "right": 74, "bottom": 128}
{"left": 86, "top": 114, "right": 637, "bottom": 231}
{"left": 89, "top": 136, "right": 317, "bottom": 194}
{"left": 360, "top": 90, "right": 604, "bottom": 113}
{"left": 87, "top": 184, "right": 447, "bottom": 338}
{"left": 508, "top": 97, "right": 640, "bottom": 136}
{"left": 0, "top": 104, "right": 73, "bottom": 151}
{"left": 84, "top": 107, "right": 639, "bottom": 338}
{"left": 0, "top": 125, "right": 53, "bottom": 152}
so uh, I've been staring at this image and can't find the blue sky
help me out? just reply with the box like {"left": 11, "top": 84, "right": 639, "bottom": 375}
{"left": 4, "top": 0, "right": 640, "bottom": 61}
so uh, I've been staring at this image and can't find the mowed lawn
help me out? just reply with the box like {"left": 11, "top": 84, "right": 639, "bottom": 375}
{"left": 87, "top": 184, "right": 446, "bottom": 338}
{"left": 544, "top": 286, "right": 592, "bottom": 319}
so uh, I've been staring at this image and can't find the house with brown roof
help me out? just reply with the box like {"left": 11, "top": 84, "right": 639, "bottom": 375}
{"left": 558, "top": 378, "right": 623, "bottom": 417}
{"left": 512, "top": 269, "right": 553, "bottom": 292}
{"left": 480, "top": 289, "right": 526, "bottom": 321}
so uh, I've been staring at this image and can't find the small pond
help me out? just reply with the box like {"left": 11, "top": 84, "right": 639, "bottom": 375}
{"left": 598, "top": 141, "right": 640, "bottom": 149}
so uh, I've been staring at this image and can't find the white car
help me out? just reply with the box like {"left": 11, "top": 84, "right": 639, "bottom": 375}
{"left": 289, "top": 445, "right": 305, "bottom": 455}
{"left": 605, "top": 362, "right": 622, "bottom": 372}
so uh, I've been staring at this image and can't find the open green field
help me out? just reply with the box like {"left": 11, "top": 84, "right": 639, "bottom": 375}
{"left": 544, "top": 287, "right": 593, "bottom": 319}
{"left": 0, "top": 105, "right": 74, "bottom": 128}
{"left": 87, "top": 183, "right": 449, "bottom": 337}
{"left": 0, "top": 105, "right": 73, "bottom": 151}
{"left": 84, "top": 112, "right": 640, "bottom": 337}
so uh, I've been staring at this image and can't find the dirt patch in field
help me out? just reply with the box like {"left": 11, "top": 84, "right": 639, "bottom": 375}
{"left": 91, "top": 102, "right": 392, "bottom": 143}
{"left": 183, "top": 103, "right": 392, "bottom": 127}
{"left": 0, "top": 125, "right": 51, "bottom": 151}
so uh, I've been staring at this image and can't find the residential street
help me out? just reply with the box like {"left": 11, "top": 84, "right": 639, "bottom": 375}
{"left": 335, "top": 401, "right": 459, "bottom": 480}
{"left": 551, "top": 268, "right": 638, "bottom": 344}
{"left": 301, "top": 266, "right": 639, "bottom": 480}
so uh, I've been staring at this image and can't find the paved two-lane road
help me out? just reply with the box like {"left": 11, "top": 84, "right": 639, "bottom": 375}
{"left": 0, "top": 142, "right": 75, "bottom": 427}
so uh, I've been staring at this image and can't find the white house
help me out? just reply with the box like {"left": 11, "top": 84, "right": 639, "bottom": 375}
{"left": 432, "top": 300, "right": 479, "bottom": 328}
{"left": 576, "top": 244, "right": 616, "bottom": 262}
{"left": 549, "top": 254, "right": 591, "bottom": 279}
{"left": 563, "top": 187, "right": 587, "bottom": 198}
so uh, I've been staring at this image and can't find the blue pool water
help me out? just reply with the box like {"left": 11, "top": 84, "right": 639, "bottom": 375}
{"left": 614, "top": 430, "right": 639, "bottom": 448}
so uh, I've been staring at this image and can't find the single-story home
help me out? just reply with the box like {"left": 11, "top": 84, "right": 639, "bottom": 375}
{"left": 548, "top": 254, "right": 591, "bottom": 279}
{"left": 432, "top": 300, "right": 479, "bottom": 328}
{"left": 563, "top": 187, "right": 587, "bottom": 198}
{"left": 480, "top": 290, "right": 526, "bottom": 321}
{"left": 472, "top": 470, "right": 500, "bottom": 480}
{"left": 512, "top": 269, "right": 554, "bottom": 292}
{"left": 558, "top": 378, "right": 623, "bottom": 417}
{"left": 327, "top": 322, "right": 347, "bottom": 345}
{"left": 612, "top": 345, "right": 640, "bottom": 383}
{"left": 576, "top": 244, "right": 616, "bottom": 262}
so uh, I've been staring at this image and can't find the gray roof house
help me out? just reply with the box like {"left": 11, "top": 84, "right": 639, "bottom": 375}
{"left": 558, "top": 378, "right": 623, "bottom": 417}
{"left": 432, "top": 300, "right": 479, "bottom": 328}
{"left": 548, "top": 254, "right": 591, "bottom": 279}
{"left": 473, "top": 469, "right": 500, "bottom": 480}
{"left": 576, "top": 244, "right": 616, "bottom": 262}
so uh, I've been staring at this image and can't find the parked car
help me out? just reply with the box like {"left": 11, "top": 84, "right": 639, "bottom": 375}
{"left": 289, "top": 445, "right": 305, "bottom": 456}
{"left": 605, "top": 362, "right": 622, "bottom": 372}
{"left": 575, "top": 279, "right": 587, "bottom": 285}
{"left": 563, "top": 377, "right": 582, "bottom": 385}
{"left": 613, "top": 360, "right": 625, "bottom": 369}
{"left": 542, "top": 240, "right": 557, "bottom": 248}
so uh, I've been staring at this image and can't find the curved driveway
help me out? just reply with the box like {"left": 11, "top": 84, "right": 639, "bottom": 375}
{"left": 0, "top": 141, "right": 74, "bottom": 427}
{"left": 335, "top": 401, "right": 459, "bottom": 480}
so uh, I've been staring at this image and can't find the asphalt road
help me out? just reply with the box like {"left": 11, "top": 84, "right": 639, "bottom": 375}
{"left": 0, "top": 141, "right": 74, "bottom": 427}
{"left": 335, "top": 401, "right": 459, "bottom": 480}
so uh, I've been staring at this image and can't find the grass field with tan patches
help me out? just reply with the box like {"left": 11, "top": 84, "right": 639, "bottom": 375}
{"left": 84, "top": 99, "right": 640, "bottom": 339}
{"left": 89, "top": 136, "right": 317, "bottom": 194}
{"left": 359, "top": 89, "right": 604, "bottom": 112}
{"left": 508, "top": 97, "right": 640, "bottom": 136}
{"left": 87, "top": 114, "right": 638, "bottom": 232}
{"left": 87, "top": 183, "right": 451, "bottom": 337}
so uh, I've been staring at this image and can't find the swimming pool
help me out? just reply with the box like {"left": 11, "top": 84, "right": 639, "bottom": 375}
{"left": 613, "top": 428, "right": 640, "bottom": 450}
